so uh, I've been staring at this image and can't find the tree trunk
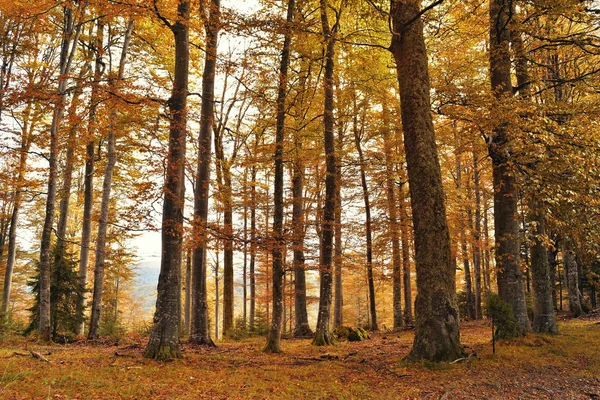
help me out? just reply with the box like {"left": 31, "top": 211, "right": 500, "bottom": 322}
{"left": 292, "top": 122, "right": 311, "bottom": 337}
{"left": 313, "top": 0, "right": 339, "bottom": 346}
{"left": 530, "top": 210, "right": 558, "bottom": 333}
{"left": 249, "top": 167, "right": 257, "bottom": 331}
{"left": 399, "top": 177, "right": 413, "bottom": 325}
{"left": 2, "top": 101, "right": 33, "bottom": 319}
{"left": 76, "top": 20, "right": 104, "bottom": 336}
{"left": 190, "top": 0, "right": 220, "bottom": 346}
{"left": 39, "top": 4, "right": 83, "bottom": 341}
{"left": 242, "top": 170, "right": 248, "bottom": 327}
{"left": 265, "top": 0, "right": 295, "bottom": 353}
{"left": 184, "top": 250, "right": 191, "bottom": 335}
{"left": 383, "top": 102, "right": 403, "bottom": 330}
{"left": 472, "top": 149, "right": 482, "bottom": 319}
{"left": 482, "top": 193, "right": 491, "bottom": 295}
{"left": 144, "top": 4, "right": 187, "bottom": 359}
{"left": 333, "top": 120, "right": 343, "bottom": 329}
{"left": 390, "top": 0, "right": 462, "bottom": 361}
{"left": 89, "top": 20, "right": 133, "bottom": 340}
{"left": 488, "top": 0, "right": 530, "bottom": 335}
{"left": 352, "top": 95, "right": 377, "bottom": 331}
{"left": 548, "top": 245, "right": 558, "bottom": 310}
{"left": 562, "top": 241, "right": 583, "bottom": 317}
{"left": 456, "top": 149, "right": 474, "bottom": 320}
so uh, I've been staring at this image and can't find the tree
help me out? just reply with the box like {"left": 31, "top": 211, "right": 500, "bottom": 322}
{"left": 89, "top": 19, "right": 134, "bottom": 340}
{"left": 488, "top": 0, "right": 530, "bottom": 336}
{"left": 313, "top": 0, "right": 341, "bottom": 347}
{"left": 265, "top": 0, "right": 295, "bottom": 353}
{"left": 352, "top": 90, "right": 377, "bottom": 331}
{"left": 76, "top": 19, "right": 104, "bottom": 336}
{"left": 38, "top": 2, "right": 85, "bottom": 341}
{"left": 389, "top": 0, "right": 462, "bottom": 361}
{"left": 144, "top": 0, "right": 188, "bottom": 360}
{"left": 190, "top": 0, "right": 220, "bottom": 346}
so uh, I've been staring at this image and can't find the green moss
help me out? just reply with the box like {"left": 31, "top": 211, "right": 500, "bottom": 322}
{"left": 143, "top": 344, "right": 181, "bottom": 361}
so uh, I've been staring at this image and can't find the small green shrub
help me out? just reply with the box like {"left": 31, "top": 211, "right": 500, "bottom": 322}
{"left": 485, "top": 293, "right": 521, "bottom": 339}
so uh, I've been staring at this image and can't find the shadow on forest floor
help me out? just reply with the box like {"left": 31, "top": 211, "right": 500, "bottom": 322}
{"left": 0, "top": 316, "right": 599, "bottom": 399}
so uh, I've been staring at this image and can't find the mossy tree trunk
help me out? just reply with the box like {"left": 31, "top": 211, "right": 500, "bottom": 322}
{"left": 530, "top": 210, "right": 558, "bottom": 333}
{"left": 390, "top": 0, "right": 463, "bottom": 362}
{"left": 488, "top": 0, "right": 530, "bottom": 335}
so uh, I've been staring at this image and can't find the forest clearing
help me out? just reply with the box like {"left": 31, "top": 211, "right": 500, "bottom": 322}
{"left": 1, "top": 317, "right": 600, "bottom": 399}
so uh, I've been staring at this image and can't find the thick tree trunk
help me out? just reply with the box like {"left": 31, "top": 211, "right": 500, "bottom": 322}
{"left": 190, "top": 0, "right": 220, "bottom": 346}
{"left": 76, "top": 20, "right": 104, "bottom": 336}
{"left": 530, "top": 210, "right": 558, "bottom": 333}
{"left": 265, "top": 0, "right": 295, "bottom": 353}
{"left": 390, "top": 0, "right": 462, "bottom": 361}
{"left": 144, "top": 4, "right": 187, "bottom": 359}
{"left": 489, "top": 0, "right": 530, "bottom": 335}
{"left": 352, "top": 98, "right": 377, "bottom": 331}
{"left": 313, "top": 0, "right": 338, "bottom": 346}
{"left": 89, "top": 20, "right": 133, "bottom": 340}
{"left": 39, "top": 4, "right": 83, "bottom": 341}
{"left": 383, "top": 103, "right": 403, "bottom": 329}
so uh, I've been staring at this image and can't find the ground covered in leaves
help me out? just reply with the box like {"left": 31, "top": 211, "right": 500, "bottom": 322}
{"left": 1, "top": 316, "right": 599, "bottom": 399}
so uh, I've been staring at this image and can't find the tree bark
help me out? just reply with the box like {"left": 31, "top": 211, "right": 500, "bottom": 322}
{"left": 333, "top": 118, "right": 343, "bottom": 329}
{"left": 249, "top": 166, "right": 257, "bottom": 331}
{"left": 39, "top": 3, "right": 83, "bottom": 341}
{"left": 352, "top": 95, "right": 377, "bottom": 331}
{"left": 313, "top": 0, "right": 339, "bottom": 346}
{"left": 144, "top": 2, "right": 187, "bottom": 358}
{"left": 76, "top": 20, "right": 104, "bottom": 336}
{"left": 383, "top": 102, "right": 403, "bottom": 329}
{"left": 184, "top": 249, "right": 191, "bottom": 335}
{"left": 489, "top": 0, "right": 530, "bottom": 335}
{"left": 213, "top": 133, "right": 234, "bottom": 336}
{"left": 562, "top": 241, "right": 583, "bottom": 317}
{"left": 2, "top": 101, "right": 33, "bottom": 319}
{"left": 456, "top": 149, "right": 474, "bottom": 320}
{"left": 265, "top": 0, "right": 295, "bottom": 353}
{"left": 472, "top": 149, "right": 482, "bottom": 319}
{"left": 530, "top": 210, "right": 558, "bottom": 333}
{"left": 190, "top": 0, "right": 220, "bottom": 346}
{"left": 399, "top": 177, "right": 413, "bottom": 325}
{"left": 390, "top": 0, "right": 462, "bottom": 361}
{"left": 89, "top": 20, "right": 133, "bottom": 340}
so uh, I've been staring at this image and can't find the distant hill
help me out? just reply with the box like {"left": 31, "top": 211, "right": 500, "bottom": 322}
{"left": 132, "top": 257, "right": 160, "bottom": 314}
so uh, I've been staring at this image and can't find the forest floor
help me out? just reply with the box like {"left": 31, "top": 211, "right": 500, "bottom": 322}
{"left": 0, "top": 315, "right": 599, "bottom": 399}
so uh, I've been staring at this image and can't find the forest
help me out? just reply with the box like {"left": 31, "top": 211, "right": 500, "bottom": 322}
{"left": 0, "top": 0, "right": 600, "bottom": 398}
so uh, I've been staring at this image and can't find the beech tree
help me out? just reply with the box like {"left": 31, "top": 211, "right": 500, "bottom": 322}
{"left": 144, "top": 0, "right": 189, "bottom": 360}
{"left": 190, "top": 0, "right": 220, "bottom": 346}
{"left": 390, "top": 0, "right": 462, "bottom": 361}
